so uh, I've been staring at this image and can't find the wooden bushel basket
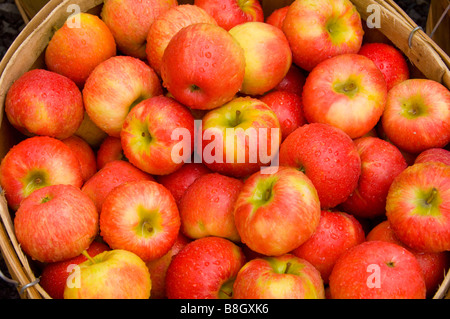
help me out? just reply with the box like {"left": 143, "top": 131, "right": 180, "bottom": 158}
{"left": 0, "top": 0, "right": 449, "bottom": 299}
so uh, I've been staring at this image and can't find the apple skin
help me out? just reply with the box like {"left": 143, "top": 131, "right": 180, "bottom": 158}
{"left": 146, "top": 4, "right": 217, "bottom": 76}
{"left": 81, "top": 160, "right": 154, "bottom": 213}
{"left": 259, "top": 90, "right": 306, "bottom": 141}
{"left": 279, "top": 123, "right": 361, "bottom": 209}
{"left": 381, "top": 79, "right": 450, "bottom": 154}
{"left": 266, "top": 6, "right": 289, "bottom": 29}
{"left": 63, "top": 249, "right": 151, "bottom": 299}
{"left": 179, "top": 173, "right": 243, "bottom": 242}
{"left": 201, "top": 96, "right": 281, "bottom": 178}
{"left": 302, "top": 53, "right": 387, "bottom": 139}
{"left": 272, "top": 64, "right": 306, "bottom": 97}
{"left": 121, "top": 95, "right": 195, "bottom": 175}
{"left": 291, "top": 210, "right": 365, "bottom": 284}
{"left": 74, "top": 112, "right": 108, "bottom": 149}
{"left": 39, "top": 241, "right": 110, "bottom": 299}
{"left": 339, "top": 136, "right": 408, "bottom": 219}
{"left": 0, "top": 136, "right": 83, "bottom": 211}
{"left": 386, "top": 162, "right": 450, "bottom": 253}
{"left": 358, "top": 42, "right": 410, "bottom": 91}
{"left": 101, "top": 0, "right": 177, "bottom": 59}
{"left": 165, "top": 236, "right": 246, "bottom": 299}
{"left": 194, "top": 0, "right": 264, "bottom": 31}
{"left": 229, "top": 21, "right": 292, "bottom": 96}
{"left": 233, "top": 254, "right": 325, "bottom": 299}
{"left": 100, "top": 180, "right": 180, "bottom": 262}
{"left": 282, "top": 0, "right": 364, "bottom": 72}
{"left": 156, "top": 162, "right": 212, "bottom": 206}
{"left": 96, "top": 136, "right": 125, "bottom": 170}
{"left": 5, "top": 69, "right": 84, "bottom": 140}
{"left": 14, "top": 184, "right": 99, "bottom": 263}
{"left": 83, "top": 55, "right": 163, "bottom": 138}
{"left": 367, "top": 220, "right": 450, "bottom": 297}
{"left": 45, "top": 13, "right": 116, "bottom": 87}
{"left": 234, "top": 166, "right": 321, "bottom": 256}
{"left": 329, "top": 241, "right": 426, "bottom": 299}
{"left": 415, "top": 148, "right": 450, "bottom": 166}
{"left": 160, "top": 23, "right": 245, "bottom": 110}
{"left": 62, "top": 135, "right": 97, "bottom": 183}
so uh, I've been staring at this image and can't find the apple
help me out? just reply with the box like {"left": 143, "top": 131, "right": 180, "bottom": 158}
{"left": 74, "top": 112, "right": 108, "bottom": 149}
{"left": 200, "top": 96, "right": 281, "bottom": 178}
{"left": 146, "top": 4, "right": 217, "bottom": 76}
{"left": 194, "top": 0, "right": 264, "bottom": 31}
{"left": 96, "top": 136, "right": 125, "bottom": 170}
{"left": 291, "top": 210, "right": 365, "bottom": 284}
{"left": 160, "top": 23, "right": 245, "bottom": 110}
{"left": 62, "top": 135, "right": 97, "bottom": 183}
{"left": 156, "top": 162, "right": 212, "bottom": 205}
{"left": 415, "top": 148, "right": 450, "bottom": 166}
{"left": 272, "top": 64, "right": 306, "bottom": 97}
{"left": 358, "top": 42, "right": 410, "bottom": 91}
{"left": 339, "top": 136, "right": 408, "bottom": 219}
{"left": 14, "top": 184, "right": 98, "bottom": 263}
{"left": 329, "top": 241, "right": 426, "bottom": 299}
{"left": 381, "top": 79, "right": 450, "bottom": 154}
{"left": 302, "top": 53, "right": 387, "bottom": 139}
{"left": 165, "top": 236, "right": 246, "bottom": 299}
{"left": 100, "top": 180, "right": 180, "bottom": 262}
{"left": 5, "top": 69, "right": 84, "bottom": 140}
{"left": 234, "top": 166, "right": 321, "bottom": 256}
{"left": 120, "top": 95, "right": 195, "bottom": 175}
{"left": 179, "top": 173, "right": 243, "bottom": 242}
{"left": 146, "top": 233, "right": 191, "bottom": 299}
{"left": 386, "top": 162, "right": 450, "bottom": 253}
{"left": 101, "top": 0, "right": 177, "bottom": 59}
{"left": 266, "top": 6, "right": 289, "bottom": 30}
{"left": 39, "top": 241, "right": 110, "bottom": 299}
{"left": 279, "top": 123, "right": 361, "bottom": 209}
{"left": 45, "top": 13, "right": 116, "bottom": 87}
{"left": 233, "top": 254, "right": 325, "bottom": 299}
{"left": 81, "top": 160, "right": 154, "bottom": 213}
{"left": 282, "top": 0, "right": 364, "bottom": 71}
{"left": 229, "top": 21, "right": 292, "bottom": 96}
{"left": 259, "top": 90, "right": 306, "bottom": 141}
{"left": 0, "top": 136, "right": 83, "bottom": 211}
{"left": 63, "top": 249, "right": 151, "bottom": 299}
{"left": 367, "top": 220, "right": 450, "bottom": 297}
{"left": 83, "top": 55, "right": 163, "bottom": 138}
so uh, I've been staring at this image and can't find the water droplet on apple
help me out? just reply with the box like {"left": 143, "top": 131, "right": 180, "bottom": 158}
{"left": 205, "top": 52, "right": 212, "bottom": 59}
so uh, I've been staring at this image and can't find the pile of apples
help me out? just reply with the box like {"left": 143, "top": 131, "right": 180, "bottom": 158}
{"left": 0, "top": 0, "right": 449, "bottom": 299}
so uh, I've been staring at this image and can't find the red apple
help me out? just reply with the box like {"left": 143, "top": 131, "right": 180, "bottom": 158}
{"left": 62, "top": 135, "right": 97, "bottom": 183}
{"left": 179, "top": 173, "right": 243, "bottom": 242}
{"left": 339, "top": 136, "right": 408, "bottom": 219}
{"left": 14, "top": 184, "right": 98, "bottom": 263}
{"left": 272, "top": 64, "right": 306, "bottom": 97}
{"left": 266, "top": 6, "right": 289, "bottom": 29}
{"left": 282, "top": 0, "right": 364, "bottom": 71}
{"left": 120, "top": 95, "right": 195, "bottom": 175}
{"left": 45, "top": 13, "right": 116, "bottom": 87}
{"left": 291, "top": 210, "right": 365, "bottom": 284}
{"left": 358, "top": 42, "right": 410, "bottom": 91}
{"left": 302, "top": 53, "right": 387, "bottom": 139}
{"left": 329, "top": 241, "right": 426, "bottom": 299}
{"left": 146, "top": 4, "right": 217, "bottom": 76}
{"left": 165, "top": 236, "right": 246, "bottom": 299}
{"left": 386, "top": 162, "right": 450, "bottom": 253}
{"left": 160, "top": 23, "right": 245, "bottom": 110}
{"left": 229, "top": 21, "right": 292, "bottom": 96}
{"left": 279, "top": 123, "right": 361, "bottom": 209}
{"left": 234, "top": 166, "right": 321, "bottom": 256}
{"left": 5, "top": 69, "right": 84, "bottom": 139}
{"left": 381, "top": 79, "right": 450, "bottom": 154}
{"left": 39, "top": 241, "right": 110, "bottom": 299}
{"left": 96, "top": 136, "right": 125, "bottom": 170}
{"left": 81, "top": 160, "right": 154, "bottom": 213}
{"left": 0, "top": 136, "right": 83, "bottom": 211}
{"left": 100, "top": 0, "right": 177, "bottom": 59}
{"left": 74, "top": 112, "right": 108, "bottom": 148}
{"left": 194, "top": 0, "right": 264, "bottom": 31}
{"left": 233, "top": 254, "right": 325, "bottom": 299}
{"left": 100, "top": 180, "right": 180, "bottom": 262}
{"left": 83, "top": 55, "right": 162, "bottom": 138}
{"left": 259, "top": 90, "right": 306, "bottom": 141}
{"left": 415, "top": 148, "right": 450, "bottom": 166}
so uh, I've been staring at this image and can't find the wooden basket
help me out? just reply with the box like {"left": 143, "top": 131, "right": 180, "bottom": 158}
{"left": 1, "top": 0, "right": 449, "bottom": 299}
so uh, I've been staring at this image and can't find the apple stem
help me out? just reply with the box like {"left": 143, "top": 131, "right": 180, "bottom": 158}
{"left": 81, "top": 250, "right": 96, "bottom": 264}
{"left": 426, "top": 188, "right": 438, "bottom": 205}
{"left": 284, "top": 262, "right": 292, "bottom": 274}
{"left": 233, "top": 110, "right": 241, "bottom": 127}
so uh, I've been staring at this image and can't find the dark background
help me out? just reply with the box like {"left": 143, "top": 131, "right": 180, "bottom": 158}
{"left": 0, "top": 0, "right": 433, "bottom": 299}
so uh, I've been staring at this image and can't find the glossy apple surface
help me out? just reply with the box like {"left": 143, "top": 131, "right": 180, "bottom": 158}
{"left": 62, "top": 135, "right": 97, "bottom": 183}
